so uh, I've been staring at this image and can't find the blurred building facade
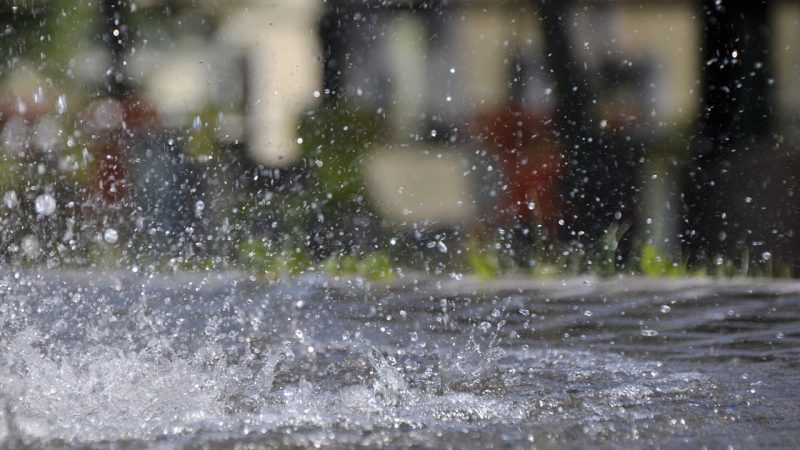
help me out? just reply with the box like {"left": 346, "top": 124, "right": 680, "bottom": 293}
{"left": 1, "top": 0, "right": 799, "bottom": 269}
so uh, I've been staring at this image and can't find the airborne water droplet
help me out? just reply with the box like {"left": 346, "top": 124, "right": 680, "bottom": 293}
{"left": 103, "top": 228, "right": 119, "bottom": 244}
{"left": 34, "top": 194, "right": 57, "bottom": 216}
{"left": 4, "top": 191, "right": 18, "bottom": 209}
{"left": 56, "top": 94, "right": 68, "bottom": 114}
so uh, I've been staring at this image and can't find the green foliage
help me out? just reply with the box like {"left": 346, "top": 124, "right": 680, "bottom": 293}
{"left": 184, "top": 110, "right": 220, "bottom": 160}
{"left": 359, "top": 252, "right": 394, "bottom": 281}
{"left": 0, "top": 152, "right": 19, "bottom": 192}
{"left": 531, "top": 261, "right": 559, "bottom": 278}
{"left": 639, "top": 244, "right": 688, "bottom": 277}
{"left": 237, "top": 239, "right": 311, "bottom": 277}
{"left": 466, "top": 240, "right": 501, "bottom": 280}
{"left": 322, "top": 251, "right": 394, "bottom": 281}
{"left": 297, "top": 104, "right": 386, "bottom": 208}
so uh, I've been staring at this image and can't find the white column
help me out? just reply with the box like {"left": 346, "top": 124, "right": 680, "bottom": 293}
{"left": 220, "top": 0, "right": 323, "bottom": 167}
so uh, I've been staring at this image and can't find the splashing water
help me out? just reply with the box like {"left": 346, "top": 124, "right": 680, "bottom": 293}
{"left": 1, "top": 271, "right": 799, "bottom": 448}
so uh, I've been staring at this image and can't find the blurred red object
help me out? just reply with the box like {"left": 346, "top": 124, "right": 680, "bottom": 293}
{"left": 472, "top": 106, "right": 562, "bottom": 231}
{"left": 85, "top": 98, "right": 159, "bottom": 204}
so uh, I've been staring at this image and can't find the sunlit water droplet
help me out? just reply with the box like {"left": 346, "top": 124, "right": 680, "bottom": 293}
{"left": 194, "top": 200, "right": 205, "bottom": 218}
{"left": 103, "top": 228, "right": 119, "bottom": 244}
{"left": 33, "top": 86, "right": 44, "bottom": 104}
{"left": 3, "top": 191, "right": 18, "bottom": 209}
{"left": 34, "top": 193, "right": 56, "bottom": 216}
{"left": 56, "top": 94, "right": 68, "bottom": 114}
{"left": 21, "top": 235, "right": 39, "bottom": 258}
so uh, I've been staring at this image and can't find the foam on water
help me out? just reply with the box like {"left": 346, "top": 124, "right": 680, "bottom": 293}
{"left": 0, "top": 327, "right": 715, "bottom": 448}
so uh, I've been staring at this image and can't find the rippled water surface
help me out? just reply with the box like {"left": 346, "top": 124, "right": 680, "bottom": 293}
{"left": 1, "top": 270, "right": 799, "bottom": 449}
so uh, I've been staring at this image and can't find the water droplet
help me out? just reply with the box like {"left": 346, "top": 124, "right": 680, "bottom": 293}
{"left": 660, "top": 305, "right": 672, "bottom": 314}
{"left": 192, "top": 116, "right": 202, "bottom": 130}
{"left": 194, "top": 200, "right": 205, "bottom": 218}
{"left": 313, "top": 90, "right": 321, "bottom": 98}
{"left": 600, "top": 119, "right": 608, "bottom": 128}
{"left": 527, "top": 201, "right": 536, "bottom": 210}
{"left": 3, "top": 191, "right": 18, "bottom": 209}
{"left": 449, "top": 67, "right": 456, "bottom": 74}
{"left": 103, "top": 228, "right": 119, "bottom": 244}
{"left": 56, "top": 94, "right": 68, "bottom": 114}
{"left": 437, "top": 241, "right": 448, "bottom": 253}
{"left": 640, "top": 329, "right": 659, "bottom": 337}
{"left": 478, "top": 321, "right": 492, "bottom": 332}
{"left": 761, "top": 251, "right": 772, "bottom": 261}
{"left": 21, "top": 235, "right": 39, "bottom": 258}
{"left": 33, "top": 86, "right": 44, "bottom": 104}
{"left": 34, "top": 193, "right": 56, "bottom": 216}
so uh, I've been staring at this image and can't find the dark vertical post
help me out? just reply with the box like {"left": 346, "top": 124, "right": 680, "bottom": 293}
{"left": 102, "top": 0, "right": 132, "bottom": 99}
{"left": 684, "top": 0, "right": 773, "bottom": 259}
{"left": 536, "top": 0, "right": 601, "bottom": 241}
{"left": 319, "top": 0, "right": 345, "bottom": 104}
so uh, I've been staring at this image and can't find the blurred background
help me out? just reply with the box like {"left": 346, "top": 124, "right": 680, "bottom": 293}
{"left": 0, "top": 0, "right": 798, "bottom": 276}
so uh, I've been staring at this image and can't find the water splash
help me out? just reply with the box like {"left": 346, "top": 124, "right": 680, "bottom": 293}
{"left": 0, "top": 272, "right": 795, "bottom": 448}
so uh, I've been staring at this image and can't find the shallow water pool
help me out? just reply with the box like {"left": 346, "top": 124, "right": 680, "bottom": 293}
{"left": 1, "top": 271, "right": 799, "bottom": 448}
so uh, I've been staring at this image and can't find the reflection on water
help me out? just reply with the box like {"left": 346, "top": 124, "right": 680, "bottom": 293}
{"left": 1, "top": 271, "right": 799, "bottom": 448}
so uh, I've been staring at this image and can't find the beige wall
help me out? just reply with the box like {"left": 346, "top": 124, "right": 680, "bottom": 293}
{"left": 220, "top": 0, "right": 323, "bottom": 167}
{"left": 774, "top": 1, "right": 800, "bottom": 120}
